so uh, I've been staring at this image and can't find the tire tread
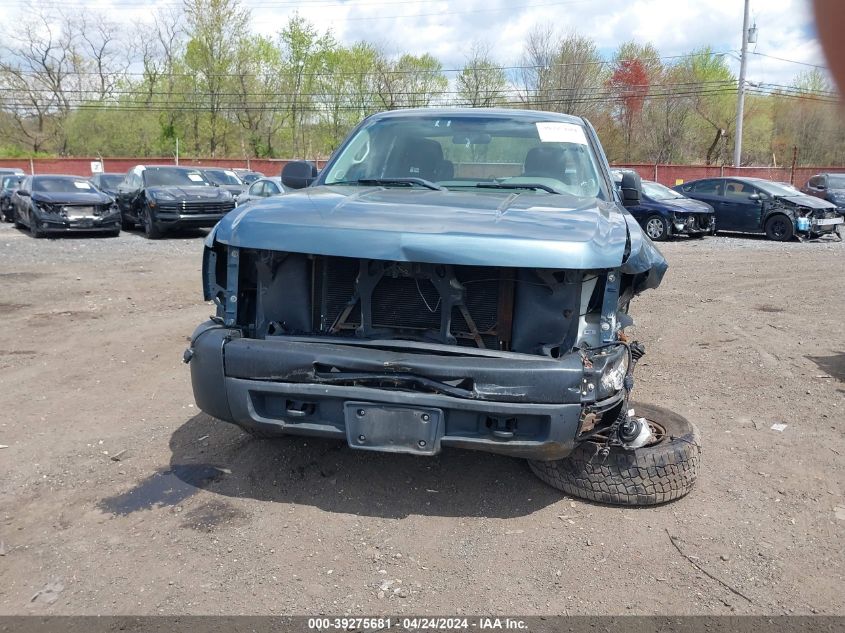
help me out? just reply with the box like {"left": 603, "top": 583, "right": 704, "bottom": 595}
{"left": 528, "top": 403, "right": 701, "bottom": 506}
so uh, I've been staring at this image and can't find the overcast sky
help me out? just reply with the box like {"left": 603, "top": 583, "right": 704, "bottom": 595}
{"left": 241, "top": 0, "right": 825, "bottom": 86}
{"left": 6, "top": 0, "right": 826, "bottom": 87}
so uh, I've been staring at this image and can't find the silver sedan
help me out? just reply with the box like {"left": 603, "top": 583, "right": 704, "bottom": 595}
{"left": 236, "top": 177, "right": 285, "bottom": 206}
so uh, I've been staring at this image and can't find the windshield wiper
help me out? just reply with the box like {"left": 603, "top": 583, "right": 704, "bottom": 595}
{"left": 331, "top": 178, "right": 445, "bottom": 191}
{"left": 475, "top": 182, "right": 559, "bottom": 194}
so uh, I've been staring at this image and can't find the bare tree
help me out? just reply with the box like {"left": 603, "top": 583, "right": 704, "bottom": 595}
{"left": 457, "top": 41, "right": 507, "bottom": 107}
{"left": 520, "top": 26, "right": 605, "bottom": 117}
{"left": 0, "top": 7, "right": 130, "bottom": 152}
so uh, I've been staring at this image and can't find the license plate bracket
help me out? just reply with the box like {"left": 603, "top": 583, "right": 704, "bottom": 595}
{"left": 66, "top": 207, "right": 94, "bottom": 219}
{"left": 344, "top": 402, "right": 442, "bottom": 455}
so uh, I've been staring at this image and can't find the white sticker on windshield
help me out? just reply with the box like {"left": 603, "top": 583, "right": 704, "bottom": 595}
{"left": 187, "top": 173, "right": 204, "bottom": 182}
{"left": 536, "top": 122, "right": 588, "bottom": 145}
{"left": 74, "top": 181, "right": 92, "bottom": 189}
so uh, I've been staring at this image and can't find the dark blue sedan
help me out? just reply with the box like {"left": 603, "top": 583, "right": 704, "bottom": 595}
{"left": 626, "top": 180, "right": 715, "bottom": 241}
{"left": 674, "top": 177, "right": 842, "bottom": 241}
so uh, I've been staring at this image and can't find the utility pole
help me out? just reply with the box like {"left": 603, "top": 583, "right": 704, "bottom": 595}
{"left": 733, "top": 0, "right": 751, "bottom": 167}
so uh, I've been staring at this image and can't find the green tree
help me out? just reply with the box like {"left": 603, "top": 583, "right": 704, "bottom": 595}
{"left": 183, "top": 0, "right": 250, "bottom": 156}
{"left": 376, "top": 52, "right": 448, "bottom": 110}
{"left": 278, "top": 14, "right": 335, "bottom": 157}
{"left": 316, "top": 42, "right": 381, "bottom": 151}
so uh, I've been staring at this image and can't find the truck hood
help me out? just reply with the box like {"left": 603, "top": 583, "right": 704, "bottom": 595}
{"left": 212, "top": 185, "right": 666, "bottom": 276}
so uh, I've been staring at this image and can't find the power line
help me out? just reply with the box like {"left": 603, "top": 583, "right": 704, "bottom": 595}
{"left": 750, "top": 51, "right": 828, "bottom": 70}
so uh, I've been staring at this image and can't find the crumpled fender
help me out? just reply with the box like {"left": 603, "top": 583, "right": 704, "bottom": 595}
{"left": 621, "top": 213, "right": 668, "bottom": 292}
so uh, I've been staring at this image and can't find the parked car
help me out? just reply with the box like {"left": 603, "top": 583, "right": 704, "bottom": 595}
{"left": 0, "top": 167, "right": 25, "bottom": 179}
{"left": 89, "top": 173, "right": 125, "bottom": 198}
{"left": 197, "top": 168, "right": 246, "bottom": 203}
{"left": 185, "top": 108, "right": 702, "bottom": 507}
{"left": 232, "top": 168, "right": 264, "bottom": 185}
{"left": 801, "top": 173, "right": 845, "bottom": 211}
{"left": 1, "top": 174, "right": 23, "bottom": 222}
{"left": 236, "top": 177, "right": 285, "bottom": 206}
{"left": 674, "top": 177, "right": 842, "bottom": 241}
{"left": 11, "top": 174, "right": 120, "bottom": 238}
{"left": 611, "top": 172, "right": 714, "bottom": 241}
{"left": 115, "top": 165, "right": 236, "bottom": 239}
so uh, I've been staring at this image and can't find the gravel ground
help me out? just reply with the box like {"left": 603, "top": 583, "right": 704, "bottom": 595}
{"left": 0, "top": 221, "right": 842, "bottom": 616}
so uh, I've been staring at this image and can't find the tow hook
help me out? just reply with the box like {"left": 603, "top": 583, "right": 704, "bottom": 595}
{"left": 183, "top": 348, "right": 194, "bottom": 364}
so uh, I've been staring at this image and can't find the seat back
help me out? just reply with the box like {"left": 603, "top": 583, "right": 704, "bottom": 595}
{"left": 386, "top": 138, "right": 450, "bottom": 181}
{"left": 523, "top": 146, "right": 567, "bottom": 180}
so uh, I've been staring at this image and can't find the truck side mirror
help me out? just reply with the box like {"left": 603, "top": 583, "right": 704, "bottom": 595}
{"left": 282, "top": 161, "right": 318, "bottom": 189}
{"left": 620, "top": 172, "right": 641, "bottom": 207}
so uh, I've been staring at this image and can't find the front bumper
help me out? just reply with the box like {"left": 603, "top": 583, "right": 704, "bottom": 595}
{"left": 187, "top": 322, "right": 627, "bottom": 460}
{"left": 34, "top": 208, "right": 121, "bottom": 232}
{"left": 154, "top": 211, "right": 230, "bottom": 229}
{"left": 672, "top": 212, "right": 715, "bottom": 235}
{"left": 805, "top": 216, "right": 844, "bottom": 235}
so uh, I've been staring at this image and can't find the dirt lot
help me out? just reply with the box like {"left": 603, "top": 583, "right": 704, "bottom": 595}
{"left": 0, "top": 221, "right": 842, "bottom": 616}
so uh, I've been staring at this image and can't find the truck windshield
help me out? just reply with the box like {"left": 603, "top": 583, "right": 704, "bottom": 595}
{"left": 323, "top": 114, "right": 606, "bottom": 199}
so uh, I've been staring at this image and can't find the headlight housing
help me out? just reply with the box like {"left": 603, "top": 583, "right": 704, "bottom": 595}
{"left": 34, "top": 201, "right": 59, "bottom": 214}
{"left": 151, "top": 190, "right": 176, "bottom": 201}
{"left": 219, "top": 190, "right": 232, "bottom": 201}
{"left": 600, "top": 349, "right": 629, "bottom": 394}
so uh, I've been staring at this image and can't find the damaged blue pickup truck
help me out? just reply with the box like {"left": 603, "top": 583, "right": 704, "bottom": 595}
{"left": 185, "top": 108, "right": 700, "bottom": 506}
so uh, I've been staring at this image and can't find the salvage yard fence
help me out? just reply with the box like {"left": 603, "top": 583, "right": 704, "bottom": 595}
{"left": 0, "top": 157, "right": 840, "bottom": 187}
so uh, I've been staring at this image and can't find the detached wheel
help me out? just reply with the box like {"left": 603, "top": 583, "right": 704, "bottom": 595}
{"left": 644, "top": 215, "right": 670, "bottom": 241}
{"left": 528, "top": 403, "right": 701, "bottom": 506}
{"left": 140, "top": 204, "right": 163, "bottom": 239}
{"left": 764, "top": 214, "right": 794, "bottom": 241}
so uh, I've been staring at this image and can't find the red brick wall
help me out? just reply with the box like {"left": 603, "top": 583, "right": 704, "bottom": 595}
{"left": 0, "top": 157, "right": 838, "bottom": 187}
{"left": 610, "top": 164, "right": 839, "bottom": 187}
{"left": 0, "top": 157, "right": 326, "bottom": 178}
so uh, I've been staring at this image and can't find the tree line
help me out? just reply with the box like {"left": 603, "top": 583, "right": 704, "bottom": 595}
{"left": 1, "top": 0, "right": 843, "bottom": 166}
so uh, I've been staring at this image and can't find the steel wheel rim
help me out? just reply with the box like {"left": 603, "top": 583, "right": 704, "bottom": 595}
{"left": 589, "top": 419, "right": 667, "bottom": 448}
{"left": 646, "top": 218, "right": 664, "bottom": 239}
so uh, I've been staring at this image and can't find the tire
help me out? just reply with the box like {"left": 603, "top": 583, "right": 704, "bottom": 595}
{"left": 13, "top": 209, "right": 24, "bottom": 229}
{"left": 644, "top": 215, "right": 670, "bottom": 241}
{"left": 764, "top": 214, "right": 794, "bottom": 241}
{"left": 121, "top": 213, "right": 135, "bottom": 230}
{"left": 528, "top": 403, "right": 701, "bottom": 506}
{"left": 140, "top": 203, "right": 163, "bottom": 239}
{"left": 30, "top": 213, "right": 45, "bottom": 238}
